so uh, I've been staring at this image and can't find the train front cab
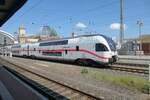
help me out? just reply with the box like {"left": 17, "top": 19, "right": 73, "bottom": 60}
{"left": 108, "top": 53, "right": 118, "bottom": 64}
{"left": 103, "top": 36, "right": 118, "bottom": 64}
{"left": 95, "top": 36, "right": 118, "bottom": 64}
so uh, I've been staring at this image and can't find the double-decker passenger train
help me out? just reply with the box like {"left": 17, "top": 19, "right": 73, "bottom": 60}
{"left": 9, "top": 34, "right": 118, "bottom": 65}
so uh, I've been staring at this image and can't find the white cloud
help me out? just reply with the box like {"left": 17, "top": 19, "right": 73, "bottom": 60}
{"left": 76, "top": 22, "right": 87, "bottom": 28}
{"left": 110, "top": 23, "right": 126, "bottom": 30}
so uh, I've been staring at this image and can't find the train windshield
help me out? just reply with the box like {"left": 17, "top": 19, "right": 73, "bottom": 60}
{"left": 101, "top": 35, "right": 116, "bottom": 51}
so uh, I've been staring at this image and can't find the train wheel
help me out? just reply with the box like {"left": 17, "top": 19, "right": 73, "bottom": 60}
{"left": 31, "top": 55, "right": 36, "bottom": 59}
{"left": 76, "top": 59, "right": 90, "bottom": 66}
{"left": 76, "top": 59, "right": 83, "bottom": 65}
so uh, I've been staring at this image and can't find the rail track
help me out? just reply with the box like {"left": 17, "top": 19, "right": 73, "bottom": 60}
{"left": 115, "top": 62, "right": 148, "bottom": 68}
{"left": 109, "top": 64, "right": 149, "bottom": 75}
{"left": 0, "top": 58, "right": 102, "bottom": 100}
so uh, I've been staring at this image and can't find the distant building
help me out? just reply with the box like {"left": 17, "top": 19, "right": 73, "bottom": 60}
{"left": 18, "top": 25, "right": 39, "bottom": 43}
{"left": 140, "top": 34, "right": 150, "bottom": 55}
{"left": 17, "top": 25, "right": 60, "bottom": 43}
{"left": 0, "top": 30, "right": 17, "bottom": 46}
{"left": 118, "top": 34, "right": 150, "bottom": 55}
{"left": 26, "top": 38, "right": 39, "bottom": 43}
{"left": 39, "top": 25, "right": 59, "bottom": 41}
{"left": 118, "top": 39, "right": 139, "bottom": 55}
{"left": 18, "top": 25, "right": 26, "bottom": 44}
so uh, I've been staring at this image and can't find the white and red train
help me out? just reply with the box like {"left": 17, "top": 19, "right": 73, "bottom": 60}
{"left": 5, "top": 34, "right": 118, "bottom": 65}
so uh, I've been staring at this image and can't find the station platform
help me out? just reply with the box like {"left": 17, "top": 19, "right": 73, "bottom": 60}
{"left": 118, "top": 55, "right": 150, "bottom": 60}
{"left": 118, "top": 55, "right": 150, "bottom": 65}
{"left": 0, "top": 65, "right": 48, "bottom": 100}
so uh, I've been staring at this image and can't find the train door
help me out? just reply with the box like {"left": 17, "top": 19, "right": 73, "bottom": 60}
{"left": 63, "top": 49, "right": 67, "bottom": 60}
{"left": 76, "top": 45, "right": 85, "bottom": 58}
{"left": 65, "top": 50, "right": 68, "bottom": 55}
{"left": 76, "top": 46, "right": 79, "bottom": 51}
{"left": 62, "top": 45, "right": 68, "bottom": 60}
{"left": 27, "top": 45, "right": 29, "bottom": 56}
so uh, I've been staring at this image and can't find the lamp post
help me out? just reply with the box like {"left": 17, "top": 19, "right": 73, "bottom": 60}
{"left": 120, "top": 0, "right": 124, "bottom": 47}
{"left": 137, "top": 20, "right": 143, "bottom": 51}
{"left": 148, "top": 64, "right": 150, "bottom": 94}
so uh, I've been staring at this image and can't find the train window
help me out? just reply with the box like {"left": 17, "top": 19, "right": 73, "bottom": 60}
{"left": 95, "top": 43, "right": 108, "bottom": 51}
{"left": 102, "top": 35, "right": 116, "bottom": 51}
{"left": 39, "top": 40, "right": 68, "bottom": 46}
{"left": 65, "top": 50, "right": 67, "bottom": 54}
{"left": 34, "top": 48, "right": 36, "bottom": 51}
{"left": 12, "top": 45, "right": 21, "bottom": 48}
{"left": 42, "top": 52, "right": 62, "bottom": 56}
{"left": 76, "top": 46, "right": 79, "bottom": 51}
{"left": 12, "top": 50, "right": 19, "bottom": 54}
{"left": 27, "top": 45, "right": 29, "bottom": 50}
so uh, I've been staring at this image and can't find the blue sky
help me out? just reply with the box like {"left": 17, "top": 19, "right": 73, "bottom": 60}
{"left": 0, "top": 0, "right": 149, "bottom": 40}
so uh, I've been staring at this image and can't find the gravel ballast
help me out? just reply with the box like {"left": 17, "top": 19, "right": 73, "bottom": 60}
{"left": 0, "top": 56, "right": 149, "bottom": 100}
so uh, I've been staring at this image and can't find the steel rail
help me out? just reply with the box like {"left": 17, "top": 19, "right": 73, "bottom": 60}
{"left": 0, "top": 57, "right": 103, "bottom": 100}
{"left": 109, "top": 64, "right": 148, "bottom": 75}
{"left": 115, "top": 62, "right": 148, "bottom": 68}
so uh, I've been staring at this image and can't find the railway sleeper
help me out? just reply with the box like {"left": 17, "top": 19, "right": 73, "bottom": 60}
{"left": 50, "top": 85, "right": 62, "bottom": 90}
{"left": 67, "top": 93, "right": 80, "bottom": 99}
{"left": 61, "top": 91, "right": 82, "bottom": 99}
{"left": 47, "top": 83, "right": 58, "bottom": 88}
{"left": 70, "top": 94, "right": 90, "bottom": 100}
{"left": 55, "top": 88, "right": 67, "bottom": 93}
{"left": 60, "top": 90, "right": 73, "bottom": 96}
{"left": 40, "top": 81, "right": 53, "bottom": 86}
{"left": 36, "top": 80, "right": 52, "bottom": 86}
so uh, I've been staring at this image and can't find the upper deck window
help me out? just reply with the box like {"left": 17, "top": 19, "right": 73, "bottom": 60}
{"left": 95, "top": 43, "right": 108, "bottom": 51}
{"left": 39, "top": 40, "right": 68, "bottom": 46}
{"left": 12, "top": 45, "right": 21, "bottom": 48}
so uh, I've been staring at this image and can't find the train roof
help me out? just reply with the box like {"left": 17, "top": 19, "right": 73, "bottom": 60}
{"left": 11, "top": 34, "right": 112, "bottom": 46}
{"left": 70, "top": 34, "right": 106, "bottom": 38}
{"left": 39, "top": 34, "right": 109, "bottom": 43}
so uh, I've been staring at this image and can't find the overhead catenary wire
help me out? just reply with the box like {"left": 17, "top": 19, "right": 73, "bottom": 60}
{"left": 5, "top": 0, "right": 120, "bottom": 36}
{"left": 50, "top": 0, "right": 119, "bottom": 24}
{"left": 46, "top": 0, "right": 119, "bottom": 33}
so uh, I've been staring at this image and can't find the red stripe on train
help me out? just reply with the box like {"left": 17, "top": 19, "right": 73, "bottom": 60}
{"left": 13, "top": 49, "right": 111, "bottom": 59}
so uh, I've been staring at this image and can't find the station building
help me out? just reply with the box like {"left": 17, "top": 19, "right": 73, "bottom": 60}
{"left": 18, "top": 25, "right": 59, "bottom": 43}
{"left": 0, "top": 0, "right": 27, "bottom": 46}
{"left": 0, "top": 30, "right": 17, "bottom": 46}
{"left": 118, "top": 34, "right": 150, "bottom": 55}
{"left": 0, "top": 30, "right": 17, "bottom": 56}
{"left": 140, "top": 34, "right": 150, "bottom": 55}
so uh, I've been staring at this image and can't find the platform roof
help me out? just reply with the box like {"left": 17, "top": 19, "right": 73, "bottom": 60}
{"left": 0, "top": 30, "right": 18, "bottom": 46}
{"left": 0, "top": 0, "right": 27, "bottom": 26}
